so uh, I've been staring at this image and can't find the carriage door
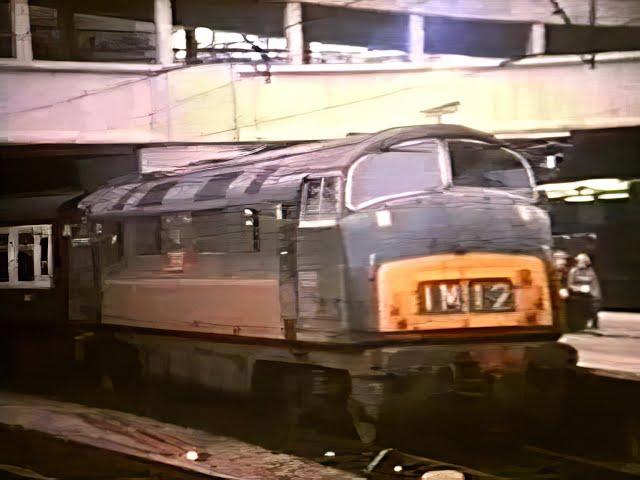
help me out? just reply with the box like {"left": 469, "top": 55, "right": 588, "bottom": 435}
{"left": 278, "top": 203, "right": 299, "bottom": 340}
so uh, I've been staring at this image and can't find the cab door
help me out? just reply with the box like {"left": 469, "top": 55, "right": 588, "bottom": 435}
{"left": 295, "top": 175, "right": 348, "bottom": 341}
{"left": 277, "top": 203, "right": 299, "bottom": 340}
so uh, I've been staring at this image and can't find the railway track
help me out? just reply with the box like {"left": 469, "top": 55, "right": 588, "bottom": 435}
{"left": 4, "top": 342, "right": 640, "bottom": 480}
{"left": 316, "top": 444, "right": 640, "bottom": 479}
{"left": 275, "top": 423, "right": 640, "bottom": 480}
{"left": 1, "top": 389, "right": 640, "bottom": 480}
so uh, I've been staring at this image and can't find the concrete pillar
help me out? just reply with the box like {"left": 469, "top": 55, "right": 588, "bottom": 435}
{"left": 185, "top": 28, "right": 198, "bottom": 63}
{"left": 10, "top": 0, "right": 33, "bottom": 61}
{"left": 154, "top": 0, "right": 173, "bottom": 65}
{"left": 527, "top": 22, "right": 546, "bottom": 56}
{"left": 57, "top": 0, "right": 75, "bottom": 60}
{"left": 408, "top": 14, "right": 424, "bottom": 63}
{"left": 284, "top": 2, "right": 304, "bottom": 64}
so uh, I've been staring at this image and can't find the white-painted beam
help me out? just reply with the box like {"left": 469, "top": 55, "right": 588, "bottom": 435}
{"left": 408, "top": 14, "right": 424, "bottom": 63}
{"left": 154, "top": 0, "right": 173, "bottom": 65}
{"left": 10, "top": 0, "right": 33, "bottom": 62}
{"left": 284, "top": 2, "right": 304, "bottom": 64}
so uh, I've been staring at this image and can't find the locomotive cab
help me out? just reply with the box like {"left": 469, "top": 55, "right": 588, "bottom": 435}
{"left": 296, "top": 133, "right": 560, "bottom": 341}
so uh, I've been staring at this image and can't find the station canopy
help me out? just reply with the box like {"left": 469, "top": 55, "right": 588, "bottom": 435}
{"left": 297, "top": 0, "right": 640, "bottom": 57}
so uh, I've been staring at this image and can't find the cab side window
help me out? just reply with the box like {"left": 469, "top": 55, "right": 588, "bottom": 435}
{"left": 300, "top": 177, "right": 342, "bottom": 227}
{"left": 449, "top": 140, "right": 531, "bottom": 189}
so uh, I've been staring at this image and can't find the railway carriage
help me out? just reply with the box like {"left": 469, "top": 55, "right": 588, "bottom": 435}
{"left": 77, "top": 125, "right": 575, "bottom": 441}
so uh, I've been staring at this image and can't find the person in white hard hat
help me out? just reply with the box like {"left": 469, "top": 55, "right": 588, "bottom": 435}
{"left": 567, "top": 253, "right": 601, "bottom": 329}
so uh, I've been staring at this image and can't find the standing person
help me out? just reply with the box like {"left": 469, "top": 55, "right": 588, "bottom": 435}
{"left": 567, "top": 253, "right": 601, "bottom": 329}
{"left": 552, "top": 250, "right": 571, "bottom": 292}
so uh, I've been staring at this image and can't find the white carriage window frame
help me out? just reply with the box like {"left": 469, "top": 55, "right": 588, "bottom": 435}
{"left": 0, "top": 224, "right": 53, "bottom": 289}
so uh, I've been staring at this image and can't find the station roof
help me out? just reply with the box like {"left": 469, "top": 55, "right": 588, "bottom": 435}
{"left": 80, "top": 124, "right": 495, "bottom": 218}
{"left": 301, "top": 0, "right": 640, "bottom": 26}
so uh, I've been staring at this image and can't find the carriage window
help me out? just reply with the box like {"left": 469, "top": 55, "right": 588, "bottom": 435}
{"left": 0, "top": 225, "right": 53, "bottom": 288}
{"left": 348, "top": 141, "right": 442, "bottom": 209}
{"left": 160, "top": 213, "right": 193, "bottom": 253}
{"left": 40, "top": 237, "right": 49, "bottom": 276}
{"left": 449, "top": 140, "right": 531, "bottom": 189}
{"left": 193, "top": 210, "right": 259, "bottom": 253}
{"left": 135, "top": 217, "right": 161, "bottom": 255}
{"left": 18, "top": 232, "right": 35, "bottom": 281}
{"left": 0, "top": 234, "right": 8, "bottom": 282}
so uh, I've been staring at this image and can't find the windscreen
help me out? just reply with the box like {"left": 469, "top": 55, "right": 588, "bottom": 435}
{"left": 348, "top": 140, "right": 443, "bottom": 209}
{"left": 449, "top": 140, "right": 532, "bottom": 189}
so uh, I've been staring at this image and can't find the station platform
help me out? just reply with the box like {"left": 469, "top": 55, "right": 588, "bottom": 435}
{"left": 560, "top": 311, "right": 640, "bottom": 381}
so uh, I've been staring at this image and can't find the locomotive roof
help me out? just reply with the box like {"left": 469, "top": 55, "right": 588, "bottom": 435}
{"left": 80, "top": 124, "right": 497, "bottom": 218}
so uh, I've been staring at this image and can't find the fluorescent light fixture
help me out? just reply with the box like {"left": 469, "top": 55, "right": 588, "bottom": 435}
{"left": 598, "top": 192, "right": 629, "bottom": 200}
{"left": 309, "top": 41, "right": 368, "bottom": 53}
{"left": 565, "top": 195, "right": 594, "bottom": 202}
{"left": 538, "top": 178, "right": 631, "bottom": 196}
{"left": 546, "top": 189, "right": 578, "bottom": 199}
{"left": 536, "top": 181, "right": 580, "bottom": 192}
{"left": 581, "top": 178, "right": 629, "bottom": 191}
{"left": 495, "top": 131, "right": 571, "bottom": 140}
{"left": 376, "top": 210, "right": 392, "bottom": 227}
